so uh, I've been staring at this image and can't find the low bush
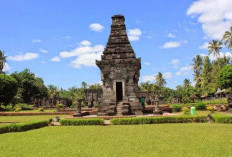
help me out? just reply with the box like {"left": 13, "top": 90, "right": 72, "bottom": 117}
{"left": 0, "top": 104, "right": 14, "bottom": 111}
{"left": 172, "top": 104, "right": 182, "bottom": 112}
{"left": 56, "top": 104, "right": 64, "bottom": 111}
{"left": 60, "top": 118, "right": 104, "bottom": 126}
{"left": 182, "top": 107, "right": 190, "bottom": 115}
{"left": 0, "top": 120, "right": 49, "bottom": 134}
{"left": 207, "top": 105, "right": 214, "bottom": 113}
{"left": 203, "top": 98, "right": 227, "bottom": 105}
{"left": 110, "top": 115, "right": 207, "bottom": 125}
{"left": 38, "top": 107, "right": 44, "bottom": 112}
{"left": 194, "top": 103, "right": 206, "bottom": 110}
{"left": 212, "top": 115, "right": 232, "bottom": 123}
{"left": 16, "top": 103, "right": 33, "bottom": 111}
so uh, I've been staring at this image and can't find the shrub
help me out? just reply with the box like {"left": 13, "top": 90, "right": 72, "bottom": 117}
{"left": 195, "top": 103, "right": 206, "bottom": 110}
{"left": 207, "top": 105, "right": 214, "bottom": 113}
{"left": 14, "top": 107, "right": 21, "bottom": 112}
{"left": 56, "top": 104, "right": 64, "bottom": 111}
{"left": 60, "top": 118, "right": 104, "bottom": 126}
{"left": 212, "top": 115, "right": 232, "bottom": 123}
{"left": 182, "top": 107, "right": 190, "bottom": 115}
{"left": 172, "top": 104, "right": 182, "bottom": 112}
{"left": 38, "top": 107, "right": 44, "bottom": 112}
{"left": 203, "top": 98, "right": 227, "bottom": 105}
{"left": 0, "top": 74, "right": 18, "bottom": 106}
{"left": 0, "top": 104, "right": 14, "bottom": 111}
{"left": 0, "top": 120, "right": 49, "bottom": 134}
{"left": 110, "top": 115, "right": 207, "bottom": 125}
{"left": 16, "top": 103, "right": 33, "bottom": 111}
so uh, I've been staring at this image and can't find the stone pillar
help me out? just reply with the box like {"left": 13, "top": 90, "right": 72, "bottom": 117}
{"left": 74, "top": 99, "right": 83, "bottom": 117}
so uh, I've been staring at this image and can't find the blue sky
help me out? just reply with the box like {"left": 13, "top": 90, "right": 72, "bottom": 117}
{"left": 1, "top": 0, "right": 232, "bottom": 89}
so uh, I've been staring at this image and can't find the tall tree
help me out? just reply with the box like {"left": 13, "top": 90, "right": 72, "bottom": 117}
{"left": 183, "top": 79, "right": 191, "bottom": 88}
{"left": 208, "top": 40, "right": 223, "bottom": 57}
{"left": 155, "top": 72, "right": 166, "bottom": 87}
{"left": 11, "top": 69, "right": 48, "bottom": 104}
{"left": 201, "top": 56, "right": 212, "bottom": 96}
{"left": 0, "top": 50, "right": 7, "bottom": 73}
{"left": 222, "top": 26, "right": 232, "bottom": 50}
{"left": 81, "top": 82, "right": 87, "bottom": 89}
{"left": 140, "top": 82, "right": 153, "bottom": 92}
{"left": 192, "top": 55, "right": 203, "bottom": 93}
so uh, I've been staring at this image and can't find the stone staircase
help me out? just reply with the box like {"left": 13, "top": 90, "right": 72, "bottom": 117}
{"left": 116, "top": 102, "right": 123, "bottom": 116}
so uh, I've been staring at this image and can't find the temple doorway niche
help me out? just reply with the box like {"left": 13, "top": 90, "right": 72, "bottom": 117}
{"left": 116, "top": 82, "right": 123, "bottom": 101}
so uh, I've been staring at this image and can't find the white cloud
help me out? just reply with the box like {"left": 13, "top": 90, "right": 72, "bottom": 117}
{"left": 142, "top": 75, "right": 155, "bottom": 82}
{"left": 70, "top": 52, "right": 102, "bottom": 68}
{"left": 65, "top": 36, "right": 72, "bottom": 39}
{"left": 128, "top": 36, "right": 139, "bottom": 41}
{"left": 89, "top": 23, "right": 104, "bottom": 32}
{"left": 176, "top": 65, "right": 192, "bottom": 76}
{"left": 200, "top": 51, "right": 232, "bottom": 60}
{"left": 170, "top": 59, "right": 180, "bottom": 69}
{"left": 164, "top": 72, "right": 172, "bottom": 79}
{"left": 162, "top": 41, "right": 181, "bottom": 49}
{"left": 60, "top": 45, "right": 104, "bottom": 58}
{"left": 187, "top": 0, "right": 232, "bottom": 39}
{"left": 80, "top": 40, "right": 91, "bottom": 46}
{"left": 167, "top": 33, "right": 176, "bottom": 38}
{"left": 59, "top": 41, "right": 104, "bottom": 68}
{"left": 142, "top": 72, "right": 172, "bottom": 82}
{"left": 128, "top": 28, "right": 142, "bottom": 36}
{"left": 32, "top": 39, "right": 42, "bottom": 43}
{"left": 162, "top": 40, "right": 188, "bottom": 49}
{"left": 51, "top": 56, "right": 60, "bottom": 62}
{"left": 144, "top": 62, "right": 150, "bottom": 66}
{"left": 39, "top": 49, "right": 49, "bottom": 53}
{"left": 8, "top": 53, "right": 39, "bottom": 61}
{"left": 128, "top": 28, "right": 142, "bottom": 41}
{"left": 171, "top": 59, "right": 180, "bottom": 65}
{"left": 199, "top": 42, "right": 209, "bottom": 49}
{"left": 2, "top": 63, "right": 10, "bottom": 72}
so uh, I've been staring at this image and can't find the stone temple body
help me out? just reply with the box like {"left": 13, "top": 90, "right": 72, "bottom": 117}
{"left": 96, "top": 15, "right": 142, "bottom": 116}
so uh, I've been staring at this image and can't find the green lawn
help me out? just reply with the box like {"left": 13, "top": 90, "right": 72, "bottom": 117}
{"left": 0, "top": 124, "right": 232, "bottom": 157}
{"left": 0, "top": 115, "right": 69, "bottom": 123}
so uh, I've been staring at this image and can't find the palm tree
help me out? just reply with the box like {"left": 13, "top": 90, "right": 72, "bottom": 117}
{"left": 208, "top": 40, "right": 222, "bottom": 57}
{"left": 0, "top": 50, "right": 7, "bottom": 73}
{"left": 192, "top": 55, "right": 203, "bottom": 83}
{"left": 47, "top": 85, "right": 60, "bottom": 106}
{"left": 155, "top": 72, "right": 166, "bottom": 87}
{"left": 222, "top": 26, "right": 232, "bottom": 50}
{"left": 183, "top": 79, "right": 191, "bottom": 88}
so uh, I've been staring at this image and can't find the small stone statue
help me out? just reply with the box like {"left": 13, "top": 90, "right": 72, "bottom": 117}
{"left": 75, "top": 99, "right": 83, "bottom": 117}
{"left": 154, "top": 95, "right": 162, "bottom": 115}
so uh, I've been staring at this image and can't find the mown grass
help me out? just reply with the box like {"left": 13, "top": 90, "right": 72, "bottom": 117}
{"left": 0, "top": 124, "right": 232, "bottom": 157}
{"left": 0, "top": 115, "right": 69, "bottom": 123}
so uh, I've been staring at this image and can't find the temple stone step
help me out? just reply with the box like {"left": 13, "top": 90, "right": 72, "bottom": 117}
{"left": 116, "top": 102, "right": 123, "bottom": 116}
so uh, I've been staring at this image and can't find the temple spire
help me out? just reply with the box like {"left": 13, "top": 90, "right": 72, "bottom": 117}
{"left": 103, "top": 14, "right": 135, "bottom": 57}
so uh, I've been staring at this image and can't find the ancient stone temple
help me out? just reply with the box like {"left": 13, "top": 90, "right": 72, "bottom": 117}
{"left": 96, "top": 14, "right": 142, "bottom": 116}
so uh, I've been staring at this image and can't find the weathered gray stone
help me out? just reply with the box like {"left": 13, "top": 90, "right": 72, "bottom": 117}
{"left": 96, "top": 15, "right": 142, "bottom": 116}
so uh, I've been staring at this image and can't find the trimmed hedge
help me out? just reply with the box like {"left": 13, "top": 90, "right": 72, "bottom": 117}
{"left": 194, "top": 103, "right": 206, "bottom": 110}
{"left": 0, "top": 120, "right": 49, "bottom": 134}
{"left": 60, "top": 118, "right": 104, "bottom": 126}
{"left": 110, "top": 115, "right": 208, "bottom": 125}
{"left": 172, "top": 105, "right": 182, "bottom": 112}
{"left": 212, "top": 115, "right": 232, "bottom": 123}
